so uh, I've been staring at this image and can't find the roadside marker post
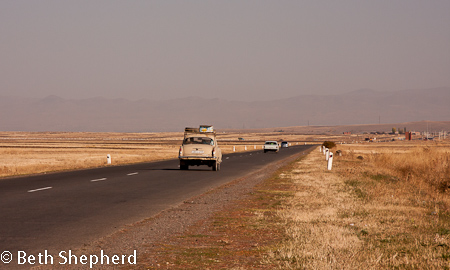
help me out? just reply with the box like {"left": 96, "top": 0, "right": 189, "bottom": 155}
{"left": 319, "top": 146, "right": 322, "bottom": 153}
{"left": 233, "top": 146, "right": 236, "bottom": 152}
{"left": 325, "top": 149, "right": 330, "bottom": 161}
{"left": 107, "top": 154, "right": 111, "bottom": 165}
{"left": 328, "top": 152, "right": 334, "bottom": 170}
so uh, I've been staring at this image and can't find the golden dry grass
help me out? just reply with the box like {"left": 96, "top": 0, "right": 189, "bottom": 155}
{"left": 0, "top": 132, "right": 179, "bottom": 177}
{"left": 269, "top": 140, "right": 450, "bottom": 269}
{"left": 339, "top": 141, "right": 450, "bottom": 192}
{"left": 0, "top": 144, "right": 179, "bottom": 177}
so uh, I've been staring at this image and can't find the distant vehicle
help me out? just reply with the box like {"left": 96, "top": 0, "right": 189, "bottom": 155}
{"left": 281, "top": 141, "right": 289, "bottom": 148}
{"left": 263, "top": 141, "right": 279, "bottom": 153}
{"left": 179, "top": 125, "right": 222, "bottom": 171}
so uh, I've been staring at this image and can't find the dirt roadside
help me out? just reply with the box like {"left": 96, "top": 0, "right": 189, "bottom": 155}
{"left": 38, "top": 147, "right": 315, "bottom": 269}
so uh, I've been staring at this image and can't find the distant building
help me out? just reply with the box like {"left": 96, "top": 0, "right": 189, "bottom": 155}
{"left": 405, "top": 132, "right": 412, "bottom": 140}
{"left": 343, "top": 132, "right": 352, "bottom": 135}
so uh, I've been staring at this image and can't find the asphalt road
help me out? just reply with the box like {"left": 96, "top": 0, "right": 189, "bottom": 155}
{"left": 0, "top": 144, "right": 314, "bottom": 264}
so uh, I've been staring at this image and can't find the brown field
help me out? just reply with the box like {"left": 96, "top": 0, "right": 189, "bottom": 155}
{"left": 0, "top": 132, "right": 182, "bottom": 178}
{"left": 270, "top": 140, "right": 450, "bottom": 269}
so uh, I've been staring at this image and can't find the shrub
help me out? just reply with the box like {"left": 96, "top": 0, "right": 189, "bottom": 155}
{"left": 322, "top": 141, "right": 336, "bottom": 149}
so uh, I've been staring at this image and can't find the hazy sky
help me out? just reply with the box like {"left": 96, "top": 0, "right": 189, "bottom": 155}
{"left": 1, "top": 1, "right": 449, "bottom": 101}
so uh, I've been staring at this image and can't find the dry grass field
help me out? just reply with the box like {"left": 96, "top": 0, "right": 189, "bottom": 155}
{"left": 0, "top": 132, "right": 183, "bottom": 178}
{"left": 270, "top": 140, "right": 450, "bottom": 269}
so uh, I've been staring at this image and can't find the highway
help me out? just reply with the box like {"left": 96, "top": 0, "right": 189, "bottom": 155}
{"left": 0, "top": 144, "right": 314, "bottom": 261}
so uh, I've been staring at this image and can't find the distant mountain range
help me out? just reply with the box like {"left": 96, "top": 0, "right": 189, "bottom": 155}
{"left": 1, "top": 87, "right": 449, "bottom": 132}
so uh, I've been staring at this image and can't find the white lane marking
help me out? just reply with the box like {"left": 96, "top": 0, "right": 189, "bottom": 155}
{"left": 28, "top": 186, "right": 52, "bottom": 193}
{"left": 127, "top": 172, "right": 139, "bottom": 176}
{"left": 91, "top": 178, "right": 107, "bottom": 182}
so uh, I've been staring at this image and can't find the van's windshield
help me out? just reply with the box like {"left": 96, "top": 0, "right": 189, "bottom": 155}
{"left": 183, "top": 137, "right": 214, "bottom": 145}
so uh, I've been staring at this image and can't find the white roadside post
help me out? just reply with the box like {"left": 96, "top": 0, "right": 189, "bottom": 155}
{"left": 233, "top": 146, "right": 236, "bottom": 152}
{"left": 319, "top": 146, "right": 322, "bottom": 153}
{"left": 325, "top": 148, "right": 330, "bottom": 161}
{"left": 245, "top": 145, "right": 247, "bottom": 151}
{"left": 107, "top": 154, "right": 111, "bottom": 165}
{"left": 328, "top": 152, "right": 334, "bottom": 170}
{"left": 323, "top": 146, "right": 326, "bottom": 155}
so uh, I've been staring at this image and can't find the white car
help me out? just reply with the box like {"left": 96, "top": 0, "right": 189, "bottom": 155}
{"left": 281, "top": 141, "right": 289, "bottom": 148}
{"left": 263, "top": 141, "right": 279, "bottom": 153}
